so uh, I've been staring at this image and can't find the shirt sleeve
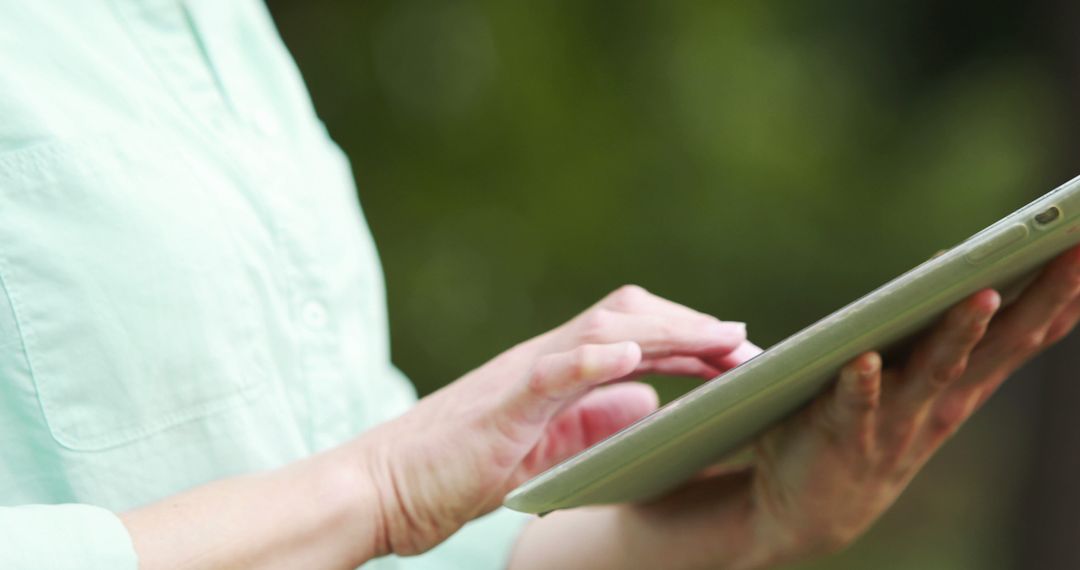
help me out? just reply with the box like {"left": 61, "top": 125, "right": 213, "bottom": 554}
{"left": 393, "top": 507, "right": 533, "bottom": 570}
{"left": 0, "top": 504, "right": 138, "bottom": 569}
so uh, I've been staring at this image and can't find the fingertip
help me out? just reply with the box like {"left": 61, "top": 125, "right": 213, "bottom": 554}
{"left": 858, "top": 352, "right": 881, "bottom": 376}
{"left": 972, "top": 288, "right": 1002, "bottom": 316}
{"left": 619, "top": 381, "right": 660, "bottom": 411}
{"left": 859, "top": 356, "right": 883, "bottom": 397}
{"left": 732, "top": 321, "right": 748, "bottom": 336}
{"left": 703, "top": 320, "right": 746, "bottom": 347}
{"left": 591, "top": 342, "right": 641, "bottom": 381}
{"left": 618, "top": 341, "right": 643, "bottom": 370}
{"left": 840, "top": 353, "right": 882, "bottom": 408}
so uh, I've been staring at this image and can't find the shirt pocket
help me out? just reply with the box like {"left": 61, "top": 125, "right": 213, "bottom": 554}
{"left": 0, "top": 135, "right": 266, "bottom": 451}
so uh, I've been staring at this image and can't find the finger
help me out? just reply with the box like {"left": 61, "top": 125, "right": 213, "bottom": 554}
{"left": 630, "top": 356, "right": 722, "bottom": 380}
{"left": 918, "top": 388, "right": 980, "bottom": 453}
{"left": 626, "top": 342, "right": 762, "bottom": 382}
{"left": 572, "top": 308, "right": 746, "bottom": 358}
{"left": 597, "top": 284, "right": 750, "bottom": 356}
{"left": 516, "top": 382, "right": 659, "bottom": 479}
{"left": 555, "top": 383, "right": 659, "bottom": 449}
{"left": 996, "top": 245, "right": 1080, "bottom": 334}
{"left": 1044, "top": 296, "right": 1080, "bottom": 346}
{"left": 707, "top": 341, "right": 763, "bottom": 372}
{"left": 959, "top": 245, "right": 1080, "bottom": 390}
{"left": 894, "top": 289, "right": 999, "bottom": 410}
{"left": 818, "top": 352, "right": 881, "bottom": 450}
{"left": 963, "top": 295, "right": 1080, "bottom": 414}
{"left": 598, "top": 284, "right": 715, "bottom": 321}
{"left": 505, "top": 342, "right": 643, "bottom": 424}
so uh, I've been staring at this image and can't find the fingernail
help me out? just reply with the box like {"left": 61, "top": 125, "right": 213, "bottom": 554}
{"left": 701, "top": 320, "right": 738, "bottom": 339}
{"left": 859, "top": 353, "right": 881, "bottom": 375}
{"left": 620, "top": 341, "right": 642, "bottom": 359}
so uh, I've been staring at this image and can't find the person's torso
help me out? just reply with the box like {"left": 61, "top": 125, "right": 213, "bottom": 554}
{"left": 0, "top": 0, "right": 416, "bottom": 512}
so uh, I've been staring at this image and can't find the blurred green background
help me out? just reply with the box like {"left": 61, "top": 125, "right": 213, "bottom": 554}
{"left": 267, "top": 1, "right": 1079, "bottom": 568}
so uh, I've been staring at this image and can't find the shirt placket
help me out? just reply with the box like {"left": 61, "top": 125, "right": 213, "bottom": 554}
{"left": 109, "top": 0, "right": 235, "bottom": 135}
{"left": 235, "top": 139, "right": 360, "bottom": 452}
{"left": 113, "top": 0, "right": 369, "bottom": 452}
{"left": 292, "top": 258, "right": 353, "bottom": 452}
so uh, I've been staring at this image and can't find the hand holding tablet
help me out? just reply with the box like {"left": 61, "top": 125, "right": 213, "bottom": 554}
{"left": 507, "top": 175, "right": 1080, "bottom": 515}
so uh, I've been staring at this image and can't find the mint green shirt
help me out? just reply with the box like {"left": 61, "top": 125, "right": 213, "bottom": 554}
{"left": 0, "top": 1, "right": 528, "bottom": 568}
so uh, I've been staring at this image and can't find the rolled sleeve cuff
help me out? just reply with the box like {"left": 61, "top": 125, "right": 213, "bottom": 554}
{"left": 0, "top": 504, "right": 138, "bottom": 570}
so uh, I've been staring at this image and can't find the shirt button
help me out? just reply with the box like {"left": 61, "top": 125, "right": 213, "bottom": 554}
{"left": 302, "top": 301, "right": 328, "bottom": 329}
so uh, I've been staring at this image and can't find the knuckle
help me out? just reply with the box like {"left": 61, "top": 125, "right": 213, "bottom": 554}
{"left": 888, "top": 417, "right": 917, "bottom": 444}
{"left": 879, "top": 446, "right": 907, "bottom": 472}
{"left": 973, "top": 387, "right": 995, "bottom": 408}
{"left": 1012, "top": 331, "right": 1047, "bottom": 356}
{"left": 571, "top": 344, "right": 603, "bottom": 379}
{"left": 965, "top": 319, "right": 988, "bottom": 340}
{"left": 945, "top": 305, "right": 970, "bottom": 329}
{"left": 851, "top": 391, "right": 879, "bottom": 413}
{"left": 656, "top": 318, "right": 681, "bottom": 340}
{"left": 1044, "top": 319, "right": 1077, "bottom": 345}
{"left": 812, "top": 400, "right": 847, "bottom": 444}
{"left": 578, "top": 309, "right": 614, "bottom": 343}
{"left": 928, "top": 408, "right": 959, "bottom": 439}
{"left": 857, "top": 374, "right": 882, "bottom": 402}
{"left": 888, "top": 463, "right": 920, "bottom": 488}
{"left": 806, "top": 526, "right": 857, "bottom": 556}
{"left": 823, "top": 532, "right": 855, "bottom": 555}
{"left": 845, "top": 376, "right": 880, "bottom": 412}
{"left": 930, "top": 395, "right": 970, "bottom": 437}
{"left": 526, "top": 364, "right": 553, "bottom": 398}
{"left": 929, "top": 360, "right": 967, "bottom": 387}
{"left": 854, "top": 430, "right": 876, "bottom": 457}
{"left": 606, "top": 284, "right": 649, "bottom": 310}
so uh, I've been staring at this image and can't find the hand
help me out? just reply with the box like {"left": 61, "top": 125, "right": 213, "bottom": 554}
{"left": 352, "top": 285, "right": 754, "bottom": 555}
{"left": 613, "top": 245, "right": 1080, "bottom": 570}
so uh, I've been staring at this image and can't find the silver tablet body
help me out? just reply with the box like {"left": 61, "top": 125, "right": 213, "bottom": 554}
{"left": 505, "top": 175, "right": 1080, "bottom": 514}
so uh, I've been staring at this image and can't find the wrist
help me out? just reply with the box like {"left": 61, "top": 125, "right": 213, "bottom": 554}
{"left": 331, "top": 425, "right": 454, "bottom": 559}
{"left": 615, "top": 494, "right": 773, "bottom": 570}
{"left": 306, "top": 439, "right": 394, "bottom": 565}
{"left": 512, "top": 502, "right": 771, "bottom": 570}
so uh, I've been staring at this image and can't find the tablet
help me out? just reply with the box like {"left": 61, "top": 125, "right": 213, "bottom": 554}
{"left": 505, "top": 175, "right": 1080, "bottom": 514}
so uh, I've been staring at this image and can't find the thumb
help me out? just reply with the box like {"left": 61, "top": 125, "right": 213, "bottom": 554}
{"left": 504, "top": 341, "right": 643, "bottom": 425}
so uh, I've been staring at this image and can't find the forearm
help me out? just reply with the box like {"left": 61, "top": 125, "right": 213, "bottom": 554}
{"left": 121, "top": 444, "right": 384, "bottom": 570}
{"left": 508, "top": 498, "right": 766, "bottom": 570}
{"left": 509, "top": 507, "right": 653, "bottom": 570}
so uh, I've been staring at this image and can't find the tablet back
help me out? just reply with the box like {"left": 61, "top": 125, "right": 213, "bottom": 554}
{"left": 505, "top": 176, "right": 1080, "bottom": 514}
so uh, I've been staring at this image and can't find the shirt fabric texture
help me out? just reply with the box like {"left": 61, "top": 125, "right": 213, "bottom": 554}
{"left": 0, "top": 1, "right": 529, "bottom": 568}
